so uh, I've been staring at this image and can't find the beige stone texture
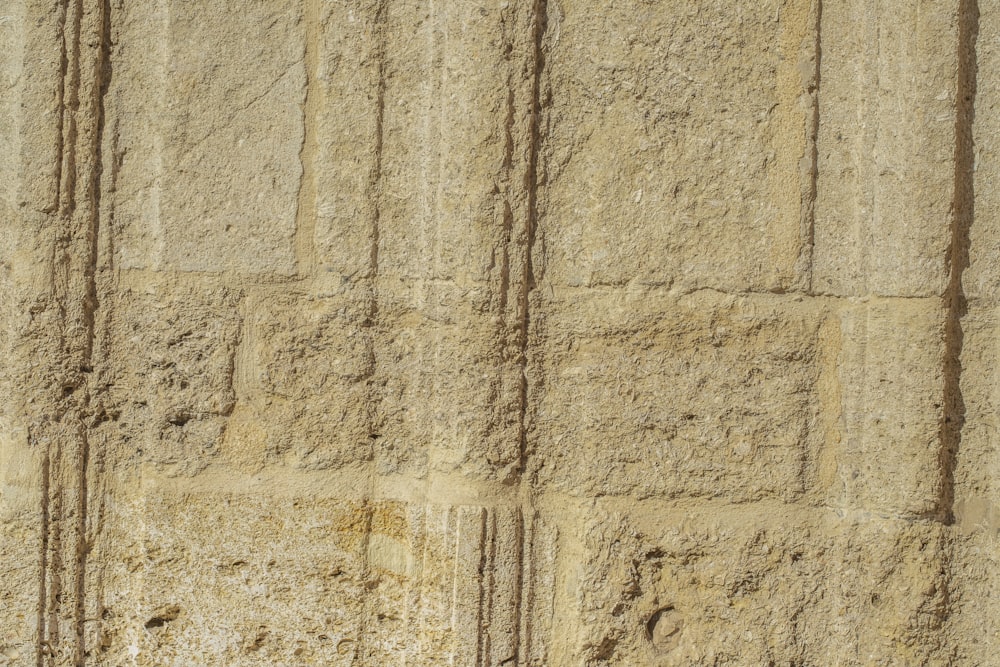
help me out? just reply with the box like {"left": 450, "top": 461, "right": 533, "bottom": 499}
{"left": 0, "top": 0, "right": 997, "bottom": 665}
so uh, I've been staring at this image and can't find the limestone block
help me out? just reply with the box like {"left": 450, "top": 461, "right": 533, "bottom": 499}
{"left": 378, "top": 503, "right": 526, "bottom": 666}
{"left": 953, "top": 310, "right": 1000, "bottom": 514}
{"left": 0, "top": 420, "right": 41, "bottom": 665}
{"left": 0, "top": 0, "right": 24, "bottom": 210}
{"left": 549, "top": 501, "right": 947, "bottom": 665}
{"left": 108, "top": 0, "right": 167, "bottom": 269}
{"left": 111, "top": 284, "right": 241, "bottom": 476}
{"left": 115, "top": 0, "right": 305, "bottom": 275}
{"left": 97, "top": 492, "right": 370, "bottom": 666}
{"left": 96, "top": 496, "right": 529, "bottom": 667}
{"left": 377, "top": 327, "right": 518, "bottom": 479}
{"left": 232, "top": 289, "right": 375, "bottom": 470}
{"left": 950, "top": 307, "right": 1000, "bottom": 664}
{"left": 0, "top": 8, "right": 58, "bottom": 654}
{"left": 377, "top": 0, "right": 535, "bottom": 286}
{"left": 531, "top": 290, "right": 823, "bottom": 502}
{"left": 949, "top": 531, "right": 1000, "bottom": 666}
{"left": 541, "top": 0, "right": 816, "bottom": 293}
{"left": 313, "top": 0, "right": 383, "bottom": 278}
{"left": 813, "top": 0, "right": 959, "bottom": 297}
{"left": 946, "top": 7, "right": 1000, "bottom": 662}
{"left": 366, "top": 1, "right": 536, "bottom": 481}
{"left": 967, "top": 2, "right": 1000, "bottom": 302}
{"left": 832, "top": 299, "right": 945, "bottom": 517}
{"left": 520, "top": 511, "right": 558, "bottom": 666}
{"left": 16, "top": 0, "right": 64, "bottom": 213}
{"left": 372, "top": 280, "right": 525, "bottom": 480}
{"left": 374, "top": 0, "right": 435, "bottom": 286}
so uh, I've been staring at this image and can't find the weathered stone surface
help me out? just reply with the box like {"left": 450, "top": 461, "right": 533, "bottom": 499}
{"left": 545, "top": 500, "right": 947, "bottom": 665}
{"left": 813, "top": 0, "right": 959, "bottom": 297}
{"left": 0, "top": 1, "right": 24, "bottom": 211}
{"left": 233, "top": 288, "right": 375, "bottom": 471}
{"left": 110, "top": 283, "right": 242, "bottom": 477}
{"left": 531, "top": 290, "right": 823, "bottom": 502}
{"left": 115, "top": 0, "right": 305, "bottom": 275}
{"left": 98, "top": 492, "right": 370, "bottom": 666}
{"left": 2, "top": 0, "right": 998, "bottom": 665}
{"left": 832, "top": 299, "right": 946, "bottom": 517}
{"left": 541, "top": 0, "right": 816, "bottom": 293}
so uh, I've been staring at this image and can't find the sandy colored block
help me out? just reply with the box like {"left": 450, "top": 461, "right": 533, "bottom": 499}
{"left": 318, "top": 501, "right": 528, "bottom": 667}
{"left": 96, "top": 492, "right": 369, "bottom": 667}
{"left": 952, "top": 310, "right": 1000, "bottom": 523}
{"left": 429, "top": 0, "right": 535, "bottom": 291}
{"left": 376, "top": 319, "right": 520, "bottom": 479}
{"left": 312, "top": 0, "right": 383, "bottom": 279}
{"left": 541, "top": 0, "right": 815, "bottom": 293}
{"left": 483, "top": 507, "right": 523, "bottom": 666}
{"left": 231, "top": 288, "right": 375, "bottom": 471}
{"left": 399, "top": 504, "right": 524, "bottom": 666}
{"left": 378, "top": 1, "right": 535, "bottom": 285}
{"left": 948, "top": 6, "right": 1000, "bottom": 657}
{"left": 966, "top": 1, "right": 1000, "bottom": 302}
{"left": 520, "top": 511, "right": 558, "bottom": 667}
{"left": 109, "top": 0, "right": 168, "bottom": 271}
{"left": 15, "top": 0, "right": 64, "bottom": 213}
{"left": 366, "top": 2, "right": 536, "bottom": 482}
{"left": 353, "top": 501, "right": 412, "bottom": 664}
{"left": 374, "top": 0, "right": 434, "bottom": 285}
{"left": 115, "top": 0, "right": 305, "bottom": 274}
{"left": 0, "top": 0, "right": 24, "bottom": 210}
{"left": 950, "top": 309, "right": 1000, "bottom": 664}
{"left": 813, "top": 0, "right": 958, "bottom": 297}
{"left": 949, "top": 529, "right": 1000, "bottom": 664}
{"left": 832, "top": 300, "right": 946, "bottom": 517}
{"left": 110, "top": 284, "right": 242, "bottom": 477}
{"left": 371, "top": 278, "right": 524, "bottom": 480}
{"left": 544, "top": 500, "right": 947, "bottom": 665}
{"left": 0, "top": 420, "right": 42, "bottom": 665}
{"left": 531, "top": 289, "right": 823, "bottom": 502}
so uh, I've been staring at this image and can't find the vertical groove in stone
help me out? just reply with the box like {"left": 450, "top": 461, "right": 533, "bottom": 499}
{"left": 36, "top": 0, "right": 110, "bottom": 664}
{"left": 50, "top": 0, "right": 69, "bottom": 216}
{"left": 366, "top": 0, "right": 387, "bottom": 467}
{"left": 35, "top": 453, "right": 50, "bottom": 667}
{"left": 942, "top": 0, "right": 980, "bottom": 524}
{"left": 294, "top": 0, "right": 321, "bottom": 279}
{"left": 370, "top": 0, "right": 387, "bottom": 285}
{"left": 513, "top": 2, "right": 547, "bottom": 663}
{"left": 357, "top": 3, "right": 388, "bottom": 663}
{"left": 802, "top": 0, "right": 822, "bottom": 292}
{"left": 478, "top": 511, "right": 497, "bottom": 664}
{"left": 489, "top": 507, "right": 522, "bottom": 666}
{"left": 517, "top": 0, "right": 546, "bottom": 473}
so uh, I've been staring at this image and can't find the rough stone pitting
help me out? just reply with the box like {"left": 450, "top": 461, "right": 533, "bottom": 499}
{"left": 0, "top": 0, "right": 997, "bottom": 665}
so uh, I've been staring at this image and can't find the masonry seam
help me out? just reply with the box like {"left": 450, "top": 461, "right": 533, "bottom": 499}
{"left": 940, "top": 0, "right": 979, "bottom": 525}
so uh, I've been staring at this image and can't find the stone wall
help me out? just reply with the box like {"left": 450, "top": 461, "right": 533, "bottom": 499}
{"left": 0, "top": 1, "right": 995, "bottom": 665}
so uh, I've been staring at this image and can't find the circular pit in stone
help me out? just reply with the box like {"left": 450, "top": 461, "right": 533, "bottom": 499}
{"left": 646, "top": 606, "right": 683, "bottom": 653}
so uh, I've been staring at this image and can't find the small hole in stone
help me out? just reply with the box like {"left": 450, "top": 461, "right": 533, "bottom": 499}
{"left": 646, "top": 606, "right": 683, "bottom": 654}
{"left": 144, "top": 604, "right": 181, "bottom": 629}
{"left": 167, "top": 412, "right": 190, "bottom": 427}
